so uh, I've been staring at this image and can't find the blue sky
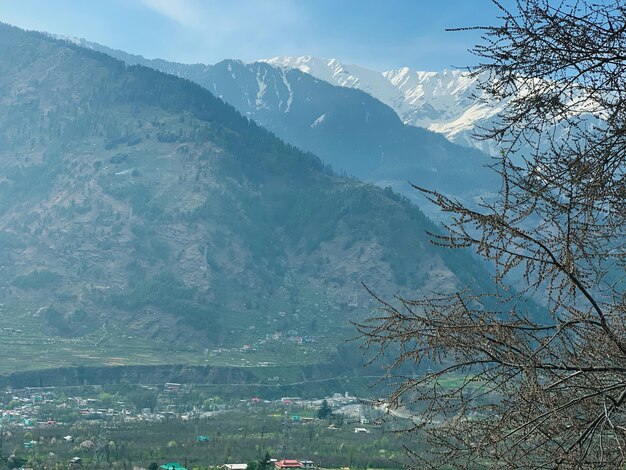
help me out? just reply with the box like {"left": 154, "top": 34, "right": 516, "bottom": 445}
{"left": 0, "top": 0, "right": 505, "bottom": 71}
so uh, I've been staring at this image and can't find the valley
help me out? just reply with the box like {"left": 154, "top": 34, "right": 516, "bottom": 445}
{"left": 0, "top": 23, "right": 489, "bottom": 395}
{"left": 0, "top": 0, "right": 620, "bottom": 467}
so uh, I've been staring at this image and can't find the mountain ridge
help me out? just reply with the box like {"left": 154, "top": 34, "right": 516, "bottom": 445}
{"left": 55, "top": 36, "right": 500, "bottom": 154}
{"left": 55, "top": 36, "right": 498, "bottom": 219}
{"left": 262, "top": 55, "right": 502, "bottom": 155}
{"left": 0, "top": 23, "right": 490, "bottom": 377}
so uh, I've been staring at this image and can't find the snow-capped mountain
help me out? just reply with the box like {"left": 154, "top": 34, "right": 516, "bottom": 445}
{"left": 263, "top": 56, "right": 504, "bottom": 155}
{"left": 50, "top": 37, "right": 497, "bottom": 219}
{"left": 56, "top": 36, "right": 501, "bottom": 153}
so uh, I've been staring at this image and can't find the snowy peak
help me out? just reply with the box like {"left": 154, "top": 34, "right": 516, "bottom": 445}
{"left": 263, "top": 55, "right": 405, "bottom": 113}
{"left": 384, "top": 68, "right": 475, "bottom": 104}
{"left": 261, "top": 56, "right": 385, "bottom": 89}
{"left": 260, "top": 56, "right": 502, "bottom": 154}
{"left": 382, "top": 67, "right": 503, "bottom": 149}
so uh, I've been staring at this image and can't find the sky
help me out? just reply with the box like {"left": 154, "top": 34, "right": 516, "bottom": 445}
{"left": 0, "top": 0, "right": 506, "bottom": 71}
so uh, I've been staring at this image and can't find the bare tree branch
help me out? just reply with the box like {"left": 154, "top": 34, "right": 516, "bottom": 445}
{"left": 358, "top": 1, "right": 626, "bottom": 467}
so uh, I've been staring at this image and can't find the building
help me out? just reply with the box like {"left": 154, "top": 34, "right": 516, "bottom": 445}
{"left": 159, "top": 463, "right": 187, "bottom": 470}
{"left": 275, "top": 460, "right": 303, "bottom": 469}
{"left": 164, "top": 383, "right": 182, "bottom": 393}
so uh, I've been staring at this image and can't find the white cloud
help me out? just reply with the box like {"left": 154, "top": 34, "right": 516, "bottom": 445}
{"left": 141, "top": 0, "right": 304, "bottom": 35}
{"left": 139, "top": 0, "right": 308, "bottom": 63}
{"left": 140, "top": 0, "right": 205, "bottom": 29}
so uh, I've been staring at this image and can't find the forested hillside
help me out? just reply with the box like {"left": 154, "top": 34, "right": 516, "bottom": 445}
{"left": 0, "top": 23, "right": 487, "bottom": 378}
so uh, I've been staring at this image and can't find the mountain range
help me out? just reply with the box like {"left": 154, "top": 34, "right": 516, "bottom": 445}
{"left": 0, "top": 23, "right": 490, "bottom": 382}
{"left": 262, "top": 56, "right": 502, "bottom": 155}
{"left": 61, "top": 38, "right": 500, "bottom": 219}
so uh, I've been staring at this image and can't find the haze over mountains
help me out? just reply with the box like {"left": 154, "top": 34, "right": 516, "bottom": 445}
{"left": 263, "top": 56, "right": 502, "bottom": 155}
{"left": 0, "top": 23, "right": 490, "bottom": 382}
{"left": 62, "top": 37, "right": 500, "bottom": 218}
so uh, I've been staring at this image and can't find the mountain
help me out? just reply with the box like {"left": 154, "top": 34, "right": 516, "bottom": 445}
{"left": 262, "top": 56, "right": 503, "bottom": 155}
{"left": 55, "top": 38, "right": 498, "bottom": 219}
{"left": 263, "top": 57, "right": 601, "bottom": 160}
{"left": 0, "top": 24, "right": 489, "bottom": 381}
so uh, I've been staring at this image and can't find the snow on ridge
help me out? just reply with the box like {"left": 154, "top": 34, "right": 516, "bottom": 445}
{"left": 255, "top": 68, "right": 268, "bottom": 108}
{"left": 48, "top": 33, "right": 95, "bottom": 49}
{"left": 265, "top": 57, "right": 598, "bottom": 158}
{"left": 260, "top": 56, "right": 498, "bottom": 150}
{"left": 261, "top": 55, "right": 406, "bottom": 118}
{"left": 382, "top": 67, "right": 497, "bottom": 139}
{"left": 279, "top": 68, "right": 294, "bottom": 113}
{"left": 311, "top": 113, "right": 326, "bottom": 128}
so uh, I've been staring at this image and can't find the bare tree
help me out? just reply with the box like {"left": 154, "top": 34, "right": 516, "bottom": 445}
{"left": 356, "top": 1, "right": 626, "bottom": 468}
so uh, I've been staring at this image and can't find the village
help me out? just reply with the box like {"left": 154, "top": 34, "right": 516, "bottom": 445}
{"left": 0, "top": 383, "right": 406, "bottom": 469}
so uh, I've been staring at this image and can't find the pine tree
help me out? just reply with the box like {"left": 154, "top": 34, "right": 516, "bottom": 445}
{"left": 316, "top": 400, "right": 332, "bottom": 419}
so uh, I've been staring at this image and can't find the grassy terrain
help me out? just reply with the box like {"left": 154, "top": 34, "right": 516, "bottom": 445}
{"left": 0, "top": 297, "right": 353, "bottom": 375}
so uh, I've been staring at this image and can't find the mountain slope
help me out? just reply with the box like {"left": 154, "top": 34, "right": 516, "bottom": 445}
{"left": 263, "top": 56, "right": 599, "bottom": 160}
{"left": 0, "top": 24, "right": 489, "bottom": 375}
{"left": 59, "top": 39, "right": 498, "bottom": 217}
{"left": 263, "top": 56, "right": 503, "bottom": 154}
